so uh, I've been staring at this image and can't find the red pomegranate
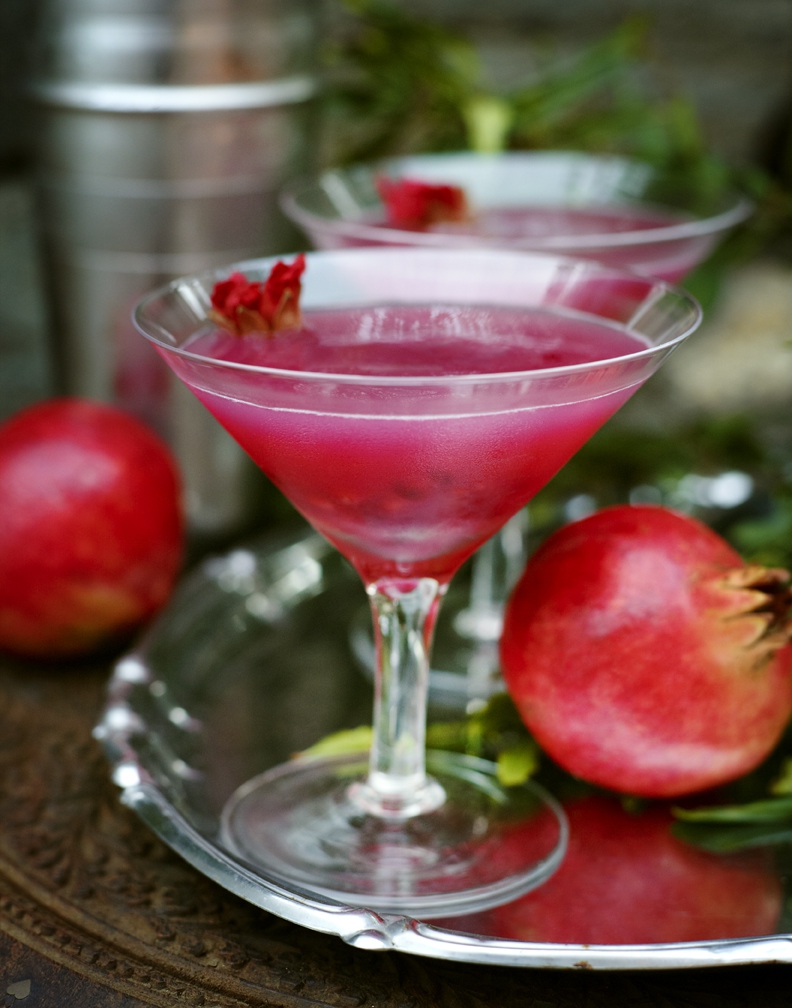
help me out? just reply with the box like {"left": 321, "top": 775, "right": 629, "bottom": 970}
{"left": 480, "top": 797, "right": 781, "bottom": 945}
{"left": 501, "top": 505, "right": 792, "bottom": 797}
{"left": 0, "top": 398, "right": 184, "bottom": 659}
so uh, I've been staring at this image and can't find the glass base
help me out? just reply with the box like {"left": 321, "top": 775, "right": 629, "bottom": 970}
{"left": 221, "top": 751, "right": 568, "bottom": 918}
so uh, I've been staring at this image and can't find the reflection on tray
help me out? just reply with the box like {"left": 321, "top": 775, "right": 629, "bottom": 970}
{"left": 436, "top": 796, "right": 781, "bottom": 944}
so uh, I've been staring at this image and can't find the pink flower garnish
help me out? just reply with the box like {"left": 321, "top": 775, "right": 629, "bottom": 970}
{"left": 376, "top": 177, "right": 470, "bottom": 231}
{"left": 209, "top": 254, "right": 306, "bottom": 336}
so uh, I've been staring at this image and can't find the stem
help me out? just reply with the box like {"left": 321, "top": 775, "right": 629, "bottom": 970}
{"left": 470, "top": 538, "right": 497, "bottom": 615}
{"left": 454, "top": 509, "right": 529, "bottom": 642}
{"left": 502, "top": 508, "right": 530, "bottom": 594}
{"left": 349, "top": 578, "right": 446, "bottom": 819}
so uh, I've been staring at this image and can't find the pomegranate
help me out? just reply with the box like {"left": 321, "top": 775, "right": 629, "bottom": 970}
{"left": 501, "top": 505, "right": 792, "bottom": 797}
{"left": 0, "top": 398, "right": 184, "bottom": 659}
{"left": 449, "top": 797, "right": 781, "bottom": 944}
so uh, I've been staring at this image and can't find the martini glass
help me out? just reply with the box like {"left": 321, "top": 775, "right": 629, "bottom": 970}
{"left": 283, "top": 151, "right": 750, "bottom": 704}
{"left": 281, "top": 151, "right": 752, "bottom": 282}
{"left": 134, "top": 247, "right": 701, "bottom": 917}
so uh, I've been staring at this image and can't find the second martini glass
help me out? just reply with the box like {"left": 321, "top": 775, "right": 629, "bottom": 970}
{"left": 285, "top": 152, "right": 750, "bottom": 704}
{"left": 134, "top": 248, "right": 701, "bottom": 917}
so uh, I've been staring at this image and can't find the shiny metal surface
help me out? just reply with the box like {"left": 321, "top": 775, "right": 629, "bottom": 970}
{"left": 31, "top": 76, "right": 317, "bottom": 112}
{"left": 98, "top": 528, "right": 792, "bottom": 969}
{"left": 31, "top": 0, "right": 318, "bottom": 534}
{"left": 32, "top": 0, "right": 317, "bottom": 87}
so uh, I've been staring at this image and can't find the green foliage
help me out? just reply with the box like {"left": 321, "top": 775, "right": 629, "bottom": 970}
{"left": 731, "top": 499, "right": 792, "bottom": 570}
{"left": 504, "top": 21, "right": 729, "bottom": 218}
{"left": 522, "top": 408, "right": 792, "bottom": 605}
{"left": 674, "top": 797, "right": 792, "bottom": 824}
{"left": 672, "top": 796, "right": 792, "bottom": 852}
{"left": 496, "top": 740, "right": 540, "bottom": 787}
{"left": 326, "top": 8, "right": 728, "bottom": 205}
{"left": 301, "top": 692, "right": 540, "bottom": 785}
{"left": 501, "top": 15, "right": 731, "bottom": 213}
{"left": 771, "top": 757, "right": 792, "bottom": 795}
{"left": 506, "top": 19, "right": 648, "bottom": 150}
{"left": 463, "top": 96, "right": 513, "bottom": 155}
{"left": 325, "top": 2, "right": 792, "bottom": 270}
{"left": 525, "top": 413, "right": 769, "bottom": 535}
{"left": 672, "top": 820, "right": 792, "bottom": 854}
{"left": 323, "top": 0, "right": 477, "bottom": 162}
{"left": 302, "top": 724, "right": 372, "bottom": 758}
{"left": 427, "top": 692, "right": 540, "bottom": 786}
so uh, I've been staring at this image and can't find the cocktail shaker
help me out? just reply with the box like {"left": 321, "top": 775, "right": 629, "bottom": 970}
{"left": 30, "top": 0, "right": 319, "bottom": 535}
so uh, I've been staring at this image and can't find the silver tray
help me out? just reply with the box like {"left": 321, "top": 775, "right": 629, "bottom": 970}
{"left": 96, "top": 527, "right": 792, "bottom": 970}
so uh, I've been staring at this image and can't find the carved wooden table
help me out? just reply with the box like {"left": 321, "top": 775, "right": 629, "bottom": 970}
{"left": 0, "top": 654, "right": 789, "bottom": 1007}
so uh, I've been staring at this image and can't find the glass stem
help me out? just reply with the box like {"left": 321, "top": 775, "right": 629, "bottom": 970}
{"left": 349, "top": 577, "right": 446, "bottom": 819}
{"left": 454, "top": 509, "right": 529, "bottom": 643}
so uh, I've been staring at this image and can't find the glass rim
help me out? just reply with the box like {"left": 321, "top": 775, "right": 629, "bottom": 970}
{"left": 283, "top": 187, "right": 752, "bottom": 251}
{"left": 280, "top": 151, "right": 753, "bottom": 251}
{"left": 280, "top": 150, "right": 749, "bottom": 250}
{"left": 133, "top": 247, "right": 703, "bottom": 388}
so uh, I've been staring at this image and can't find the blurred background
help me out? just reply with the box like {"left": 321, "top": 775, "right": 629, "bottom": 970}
{"left": 2, "top": 0, "right": 792, "bottom": 562}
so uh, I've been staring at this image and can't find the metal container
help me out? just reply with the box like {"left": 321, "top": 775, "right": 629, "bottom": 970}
{"left": 30, "top": 0, "right": 319, "bottom": 535}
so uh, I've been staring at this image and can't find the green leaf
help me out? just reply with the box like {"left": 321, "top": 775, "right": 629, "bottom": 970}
{"left": 496, "top": 740, "right": 540, "bottom": 786}
{"left": 474, "top": 691, "right": 527, "bottom": 736}
{"left": 463, "top": 96, "right": 514, "bottom": 154}
{"left": 731, "top": 499, "right": 792, "bottom": 569}
{"left": 771, "top": 757, "right": 792, "bottom": 796}
{"left": 299, "top": 693, "right": 533, "bottom": 770}
{"left": 301, "top": 725, "right": 372, "bottom": 759}
{"left": 681, "top": 257, "right": 726, "bottom": 315}
{"left": 672, "top": 821, "right": 792, "bottom": 854}
{"left": 425, "top": 719, "right": 469, "bottom": 752}
{"left": 673, "top": 796, "right": 792, "bottom": 823}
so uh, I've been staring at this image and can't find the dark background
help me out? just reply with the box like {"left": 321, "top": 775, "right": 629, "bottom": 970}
{"left": 3, "top": 0, "right": 792, "bottom": 171}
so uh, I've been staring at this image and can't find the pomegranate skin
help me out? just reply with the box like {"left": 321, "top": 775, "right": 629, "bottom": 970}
{"left": 485, "top": 797, "right": 782, "bottom": 945}
{"left": 0, "top": 398, "right": 184, "bottom": 659}
{"left": 501, "top": 505, "right": 792, "bottom": 797}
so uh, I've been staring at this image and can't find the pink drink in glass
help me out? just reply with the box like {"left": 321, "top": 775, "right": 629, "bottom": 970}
{"left": 282, "top": 153, "right": 752, "bottom": 288}
{"left": 292, "top": 202, "right": 708, "bottom": 283}
{"left": 136, "top": 249, "right": 700, "bottom": 917}
{"left": 185, "top": 304, "right": 647, "bottom": 584}
{"left": 359, "top": 206, "right": 701, "bottom": 283}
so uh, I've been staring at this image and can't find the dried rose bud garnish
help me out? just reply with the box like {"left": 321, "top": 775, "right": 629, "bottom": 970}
{"left": 375, "top": 177, "right": 470, "bottom": 231}
{"left": 209, "top": 254, "right": 306, "bottom": 336}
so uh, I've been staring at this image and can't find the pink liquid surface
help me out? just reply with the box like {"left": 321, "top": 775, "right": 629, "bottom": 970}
{"left": 184, "top": 306, "right": 648, "bottom": 583}
{"left": 318, "top": 206, "right": 710, "bottom": 284}
{"left": 429, "top": 205, "right": 691, "bottom": 241}
{"left": 432, "top": 207, "right": 708, "bottom": 283}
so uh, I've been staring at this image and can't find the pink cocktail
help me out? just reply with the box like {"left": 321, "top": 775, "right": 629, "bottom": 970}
{"left": 282, "top": 151, "right": 752, "bottom": 283}
{"left": 188, "top": 306, "right": 646, "bottom": 583}
{"left": 134, "top": 248, "right": 701, "bottom": 918}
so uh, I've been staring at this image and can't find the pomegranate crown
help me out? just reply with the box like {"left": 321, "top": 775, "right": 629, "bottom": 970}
{"left": 709, "top": 564, "right": 792, "bottom": 669}
{"left": 209, "top": 255, "right": 306, "bottom": 336}
{"left": 375, "top": 176, "right": 470, "bottom": 231}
